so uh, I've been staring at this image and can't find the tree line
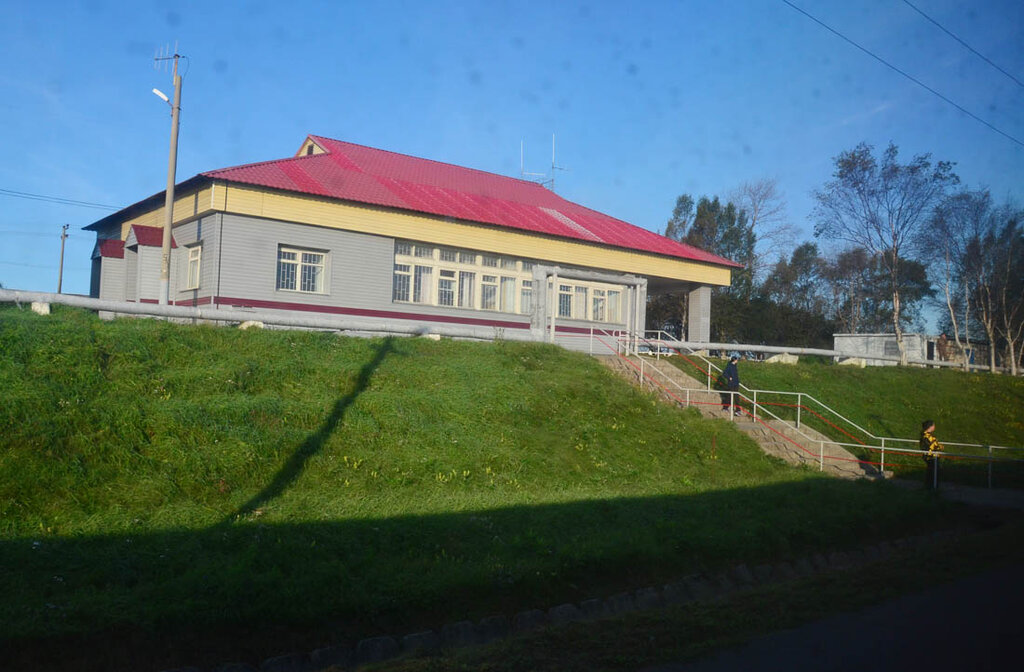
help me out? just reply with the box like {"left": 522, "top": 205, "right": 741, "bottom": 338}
{"left": 647, "top": 142, "right": 1024, "bottom": 374}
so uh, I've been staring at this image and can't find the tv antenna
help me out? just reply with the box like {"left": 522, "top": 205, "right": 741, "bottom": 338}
{"left": 520, "top": 134, "right": 569, "bottom": 191}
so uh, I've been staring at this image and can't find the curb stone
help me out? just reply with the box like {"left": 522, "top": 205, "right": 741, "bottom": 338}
{"left": 309, "top": 645, "right": 352, "bottom": 669}
{"left": 168, "top": 527, "right": 977, "bottom": 672}
{"left": 401, "top": 630, "right": 440, "bottom": 654}
{"left": 477, "top": 615, "right": 510, "bottom": 643}
{"left": 355, "top": 636, "right": 399, "bottom": 665}
{"left": 440, "top": 621, "right": 478, "bottom": 649}
{"left": 548, "top": 603, "right": 583, "bottom": 626}
{"left": 259, "top": 653, "right": 308, "bottom": 672}
{"left": 512, "top": 609, "right": 548, "bottom": 634}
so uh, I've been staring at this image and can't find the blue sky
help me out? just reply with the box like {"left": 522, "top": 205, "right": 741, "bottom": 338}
{"left": 1, "top": 0, "right": 1021, "bottom": 300}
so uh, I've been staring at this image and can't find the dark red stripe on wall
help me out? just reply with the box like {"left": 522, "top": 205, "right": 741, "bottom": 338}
{"left": 212, "top": 296, "right": 532, "bottom": 330}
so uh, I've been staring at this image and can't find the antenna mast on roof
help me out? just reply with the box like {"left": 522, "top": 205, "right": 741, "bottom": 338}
{"left": 520, "top": 135, "right": 568, "bottom": 192}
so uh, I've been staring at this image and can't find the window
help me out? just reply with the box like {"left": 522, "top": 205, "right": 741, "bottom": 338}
{"left": 440, "top": 248, "right": 457, "bottom": 262}
{"left": 522, "top": 261, "right": 534, "bottom": 272}
{"left": 500, "top": 277, "right": 516, "bottom": 312}
{"left": 481, "top": 275, "right": 498, "bottom": 310}
{"left": 393, "top": 264, "right": 411, "bottom": 302}
{"left": 277, "top": 246, "right": 326, "bottom": 293}
{"left": 459, "top": 251, "right": 477, "bottom": 264}
{"left": 592, "top": 289, "right": 606, "bottom": 322}
{"left": 558, "top": 284, "right": 573, "bottom": 318}
{"left": 574, "top": 286, "right": 589, "bottom": 320}
{"left": 414, "top": 245, "right": 434, "bottom": 258}
{"left": 607, "top": 290, "right": 621, "bottom": 322}
{"left": 458, "top": 271, "right": 475, "bottom": 307}
{"left": 438, "top": 269, "right": 456, "bottom": 306}
{"left": 413, "top": 265, "right": 432, "bottom": 303}
{"left": 520, "top": 280, "right": 533, "bottom": 314}
{"left": 186, "top": 244, "right": 201, "bottom": 290}
{"left": 481, "top": 254, "right": 498, "bottom": 268}
{"left": 500, "top": 257, "right": 517, "bottom": 270}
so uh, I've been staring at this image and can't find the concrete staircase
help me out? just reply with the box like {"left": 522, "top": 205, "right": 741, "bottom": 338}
{"left": 598, "top": 354, "right": 887, "bottom": 481}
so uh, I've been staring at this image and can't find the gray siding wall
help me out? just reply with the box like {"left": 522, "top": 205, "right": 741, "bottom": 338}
{"left": 208, "top": 214, "right": 639, "bottom": 343}
{"left": 137, "top": 246, "right": 164, "bottom": 302}
{"left": 124, "top": 249, "right": 138, "bottom": 301}
{"left": 172, "top": 215, "right": 221, "bottom": 304}
{"left": 217, "top": 213, "right": 394, "bottom": 310}
{"left": 99, "top": 257, "right": 126, "bottom": 302}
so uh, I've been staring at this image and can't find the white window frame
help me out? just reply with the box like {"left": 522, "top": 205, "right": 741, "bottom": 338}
{"left": 277, "top": 245, "right": 327, "bottom": 294}
{"left": 185, "top": 244, "right": 201, "bottom": 290}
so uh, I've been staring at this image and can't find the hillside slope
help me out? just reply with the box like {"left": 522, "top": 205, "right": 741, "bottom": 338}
{"left": 0, "top": 307, "right": 953, "bottom": 670}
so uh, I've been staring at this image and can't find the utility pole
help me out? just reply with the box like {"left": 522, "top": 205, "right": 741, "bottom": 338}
{"left": 57, "top": 224, "right": 69, "bottom": 293}
{"left": 154, "top": 47, "right": 183, "bottom": 306}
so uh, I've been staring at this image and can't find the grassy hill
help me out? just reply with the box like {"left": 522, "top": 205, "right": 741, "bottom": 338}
{"left": 666, "top": 353, "right": 1024, "bottom": 485}
{"left": 0, "top": 306, "right": 1000, "bottom": 670}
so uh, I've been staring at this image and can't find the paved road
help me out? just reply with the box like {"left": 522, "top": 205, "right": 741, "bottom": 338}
{"left": 641, "top": 563, "right": 1023, "bottom": 672}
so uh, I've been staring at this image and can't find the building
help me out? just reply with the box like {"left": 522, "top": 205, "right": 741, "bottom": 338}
{"left": 87, "top": 135, "right": 739, "bottom": 350}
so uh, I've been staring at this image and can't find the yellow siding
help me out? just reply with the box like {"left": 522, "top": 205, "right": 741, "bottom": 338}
{"left": 117, "top": 187, "right": 215, "bottom": 239}
{"left": 109, "top": 181, "right": 731, "bottom": 286}
{"left": 220, "top": 184, "right": 732, "bottom": 286}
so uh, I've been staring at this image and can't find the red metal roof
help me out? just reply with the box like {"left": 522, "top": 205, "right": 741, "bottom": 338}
{"left": 201, "top": 135, "right": 740, "bottom": 268}
{"left": 129, "top": 225, "right": 177, "bottom": 248}
{"left": 96, "top": 239, "right": 125, "bottom": 259}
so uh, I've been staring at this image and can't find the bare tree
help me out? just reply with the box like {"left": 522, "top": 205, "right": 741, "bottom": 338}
{"left": 929, "top": 189, "right": 991, "bottom": 368}
{"left": 730, "top": 178, "right": 796, "bottom": 284}
{"left": 813, "top": 143, "right": 958, "bottom": 364}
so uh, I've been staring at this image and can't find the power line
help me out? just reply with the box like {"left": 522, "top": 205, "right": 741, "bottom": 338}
{"left": 0, "top": 188, "right": 119, "bottom": 210}
{"left": 781, "top": 0, "right": 1024, "bottom": 149}
{"left": 902, "top": 0, "right": 1024, "bottom": 91}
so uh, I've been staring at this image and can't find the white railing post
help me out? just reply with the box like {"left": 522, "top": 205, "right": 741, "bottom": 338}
{"left": 880, "top": 438, "right": 886, "bottom": 478}
{"left": 589, "top": 327, "right": 593, "bottom": 356}
{"left": 987, "top": 445, "right": 992, "bottom": 489}
{"left": 819, "top": 441, "right": 824, "bottom": 471}
{"left": 640, "top": 356, "right": 645, "bottom": 389}
{"left": 796, "top": 394, "right": 802, "bottom": 429}
{"left": 707, "top": 362, "right": 712, "bottom": 391}
{"left": 753, "top": 390, "right": 758, "bottom": 421}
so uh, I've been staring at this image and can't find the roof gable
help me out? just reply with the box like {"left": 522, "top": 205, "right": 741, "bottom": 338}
{"left": 125, "top": 225, "right": 177, "bottom": 249}
{"left": 199, "top": 135, "right": 740, "bottom": 268}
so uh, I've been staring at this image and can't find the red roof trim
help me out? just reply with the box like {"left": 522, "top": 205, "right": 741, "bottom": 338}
{"left": 97, "top": 239, "right": 124, "bottom": 259}
{"left": 129, "top": 225, "right": 177, "bottom": 248}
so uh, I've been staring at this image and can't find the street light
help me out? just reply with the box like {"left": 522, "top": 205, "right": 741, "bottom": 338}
{"left": 154, "top": 57, "right": 182, "bottom": 306}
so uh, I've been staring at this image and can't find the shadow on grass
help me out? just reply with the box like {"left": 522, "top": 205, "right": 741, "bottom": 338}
{"left": 1, "top": 478, "right": 952, "bottom": 672}
{"left": 226, "top": 337, "right": 395, "bottom": 523}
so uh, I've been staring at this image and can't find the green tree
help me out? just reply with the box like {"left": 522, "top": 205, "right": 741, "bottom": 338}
{"left": 813, "top": 142, "right": 958, "bottom": 363}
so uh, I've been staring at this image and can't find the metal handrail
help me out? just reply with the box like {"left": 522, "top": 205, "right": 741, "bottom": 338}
{"left": 635, "top": 330, "right": 1023, "bottom": 452}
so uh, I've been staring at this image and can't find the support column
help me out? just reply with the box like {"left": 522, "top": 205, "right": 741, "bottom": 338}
{"left": 688, "top": 284, "right": 711, "bottom": 343}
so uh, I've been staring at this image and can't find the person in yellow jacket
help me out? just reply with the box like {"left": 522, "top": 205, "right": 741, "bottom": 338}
{"left": 920, "top": 419, "right": 943, "bottom": 490}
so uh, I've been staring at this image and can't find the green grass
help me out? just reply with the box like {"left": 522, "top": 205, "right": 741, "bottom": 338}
{"left": 0, "top": 306, "right": 997, "bottom": 671}
{"left": 666, "top": 354, "right": 1024, "bottom": 486}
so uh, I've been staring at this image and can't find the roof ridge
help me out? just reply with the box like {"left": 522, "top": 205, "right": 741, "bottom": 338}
{"left": 308, "top": 134, "right": 553, "bottom": 189}
{"left": 201, "top": 150, "right": 324, "bottom": 177}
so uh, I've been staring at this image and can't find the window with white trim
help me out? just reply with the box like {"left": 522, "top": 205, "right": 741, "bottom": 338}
{"left": 186, "top": 244, "right": 201, "bottom": 290}
{"left": 438, "top": 269, "right": 456, "bottom": 306}
{"left": 481, "top": 275, "right": 499, "bottom": 310}
{"left": 393, "top": 264, "right": 411, "bottom": 302}
{"left": 413, "top": 265, "right": 432, "bottom": 303}
{"left": 520, "top": 280, "right": 533, "bottom": 314}
{"left": 277, "top": 246, "right": 326, "bottom": 294}
{"left": 592, "top": 289, "right": 606, "bottom": 322}
{"left": 574, "top": 286, "right": 589, "bottom": 320}
{"left": 458, "top": 271, "right": 475, "bottom": 308}
{"left": 558, "top": 284, "right": 573, "bottom": 318}
{"left": 391, "top": 239, "right": 626, "bottom": 323}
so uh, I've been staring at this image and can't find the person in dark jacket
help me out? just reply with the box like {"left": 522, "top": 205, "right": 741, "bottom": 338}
{"left": 719, "top": 355, "right": 740, "bottom": 411}
{"left": 920, "top": 419, "right": 943, "bottom": 490}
